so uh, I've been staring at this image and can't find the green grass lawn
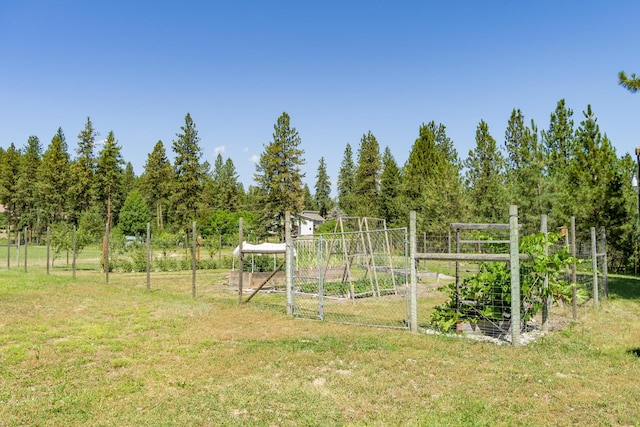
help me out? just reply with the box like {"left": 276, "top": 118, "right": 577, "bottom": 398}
{"left": 1, "top": 267, "right": 639, "bottom": 426}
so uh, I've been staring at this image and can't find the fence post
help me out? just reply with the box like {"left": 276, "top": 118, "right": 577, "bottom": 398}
{"left": 541, "top": 215, "right": 549, "bottom": 332}
{"left": 591, "top": 227, "right": 599, "bottom": 308}
{"left": 238, "top": 217, "right": 244, "bottom": 305}
{"left": 46, "top": 226, "right": 50, "bottom": 275}
{"left": 72, "top": 225, "right": 77, "bottom": 279}
{"left": 24, "top": 227, "right": 28, "bottom": 273}
{"left": 285, "top": 211, "right": 293, "bottom": 316}
{"left": 192, "top": 221, "right": 197, "bottom": 299}
{"left": 571, "top": 217, "right": 577, "bottom": 320}
{"left": 600, "top": 227, "right": 608, "bottom": 299}
{"left": 509, "top": 205, "right": 521, "bottom": 346}
{"left": 146, "top": 223, "right": 151, "bottom": 291}
{"left": 105, "top": 222, "right": 110, "bottom": 284}
{"left": 410, "top": 211, "right": 418, "bottom": 333}
{"left": 6, "top": 222, "right": 9, "bottom": 269}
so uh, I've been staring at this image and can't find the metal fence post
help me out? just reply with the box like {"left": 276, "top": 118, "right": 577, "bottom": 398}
{"left": 238, "top": 217, "right": 244, "bottom": 305}
{"left": 105, "top": 222, "right": 110, "bottom": 284}
{"left": 509, "top": 205, "right": 521, "bottom": 346}
{"left": 72, "top": 225, "right": 76, "bottom": 279}
{"left": 24, "top": 227, "right": 28, "bottom": 273}
{"left": 46, "top": 226, "right": 50, "bottom": 275}
{"left": 600, "top": 227, "right": 608, "bottom": 299}
{"left": 541, "top": 214, "right": 549, "bottom": 332}
{"left": 410, "top": 211, "right": 418, "bottom": 333}
{"left": 591, "top": 227, "right": 599, "bottom": 308}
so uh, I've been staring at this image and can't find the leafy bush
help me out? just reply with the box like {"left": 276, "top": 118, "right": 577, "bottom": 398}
{"left": 431, "top": 232, "right": 581, "bottom": 332}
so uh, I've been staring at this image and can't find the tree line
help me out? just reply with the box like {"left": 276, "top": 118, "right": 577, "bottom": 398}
{"left": 0, "top": 102, "right": 637, "bottom": 271}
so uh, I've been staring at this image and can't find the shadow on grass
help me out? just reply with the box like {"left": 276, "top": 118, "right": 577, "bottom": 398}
{"left": 627, "top": 348, "right": 640, "bottom": 358}
{"left": 607, "top": 275, "right": 640, "bottom": 300}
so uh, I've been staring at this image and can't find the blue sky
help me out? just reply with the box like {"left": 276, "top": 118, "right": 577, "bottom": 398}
{"left": 2, "top": 1, "right": 640, "bottom": 193}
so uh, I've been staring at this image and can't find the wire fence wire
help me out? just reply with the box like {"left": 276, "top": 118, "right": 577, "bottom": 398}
{"left": 291, "top": 228, "right": 409, "bottom": 329}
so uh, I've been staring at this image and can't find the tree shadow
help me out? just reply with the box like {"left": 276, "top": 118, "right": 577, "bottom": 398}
{"left": 626, "top": 348, "right": 640, "bottom": 358}
{"left": 606, "top": 275, "right": 640, "bottom": 300}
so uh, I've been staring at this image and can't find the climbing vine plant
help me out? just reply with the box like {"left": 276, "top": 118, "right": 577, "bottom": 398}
{"left": 431, "top": 232, "right": 584, "bottom": 332}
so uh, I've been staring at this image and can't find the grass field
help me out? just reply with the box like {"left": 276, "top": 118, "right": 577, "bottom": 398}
{"left": 1, "top": 266, "right": 639, "bottom": 426}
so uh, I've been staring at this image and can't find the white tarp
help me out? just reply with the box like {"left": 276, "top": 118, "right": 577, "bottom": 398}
{"left": 233, "top": 242, "right": 287, "bottom": 256}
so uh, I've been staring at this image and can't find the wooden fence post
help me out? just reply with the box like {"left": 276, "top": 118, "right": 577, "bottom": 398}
{"left": 541, "top": 215, "right": 549, "bottom": 332}
{"left": 410, "top": 211, "right": 418, "bottom": 333}
{"left": 146, "top": 223, "right": 151, "bottom": 291}
{"left": 24, "top": 227, "right": 28, "bottom": 273}
{"left": 509, "top": 205, "right": 521, "bottom": 347}
{"left": 600, "top": 227, "right": 608, "bottom": 298}
{"left": 192, "top": 221, "right": 197, "bottom": 299}
{"left": 72, "top": 225, "right": 77, "bottom": 279}
{"left": 46, "top": 226, "right": 50, "bottom": 275}
{"left": 591, "top": 227, "right": 599, "bottom": 308}
{"left": 571, "top": 217, "right": 577, "bottom": 320}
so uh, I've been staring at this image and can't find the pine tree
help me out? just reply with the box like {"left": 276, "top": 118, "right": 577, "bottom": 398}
{"left": 171, "top": 113, "right": 206, "bottom": 229}
{"left": 379, "top": 147, "right": 403, "bottom": 226}
{"left": 94, "top": 131, "right": 124, "bottom": 227}
{"left": 15, "top": 136, "right": 42, "bottom": 235}
{"left": 354, "top": 131, "right": 381, "bottom": 218}
{"left": 619, "top": 71, "right": 640, "bottom": 93}
{"left": 37, "top": 128, "right": 71, "bottom": 226}
{"left": 140, "top": 140, "right": 173, "bottom": 229}
{"left": 503, "top": 109, "right": 545, "bottom": 229}
{"left": 122, "top": 162, "right": 137, "bottom": 197}
{"left": 314, "top": 157, "right": 332, "bottom": 217}
{"left": 117, "top": 190, "right": 151, "bottom": 236}
{"left": 464, "top": 120, "right": 506, "bottom": 223}
{"left": 0, "top": 143, "right": 21, "bottom": 235}
{"left": 404, "top": 122, "right": 463, "bottom": 232}
{"left": 337, "top": 143, "right": 357, "bottom": 215}
{"left": 541, "top": 99, "right": 575, "bottom": 226}
{"left": 208, "top": 154, "right": 242, "bottom": 212}
{"left": 254, "top": 111, "right": 305, "bottom": 237}
{"left": 69, "top": 117, "right": 97, "bottom": 222}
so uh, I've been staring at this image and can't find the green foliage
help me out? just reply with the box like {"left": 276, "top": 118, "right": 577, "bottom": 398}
{"left": 254, "top": 111, "right": 305, "bottom": 237}
{"left": 37, "top": 129, "right": 71, "bottom": 225}
{"left": 337, "top": 143, "right": 357, "bottom": 214}
{"left": 354, "top": 131, "right": 381, "bottom": 218}
{"left": 431, "top": 232, "right": 580, "bottom": 332}
{"left": 618, "top": 70, "right": 640, "bottom": 93}
{"left": 117, "top": 190, "right": 151, "bottom": 236}
{"left": 314, "top": 157, "right": 332, "bottom": 217}
{"left": 94, "top": 131, "right": 125, "bottom": 226}
{"left": 140, "top": 140, "right": 173, "bottom": 229}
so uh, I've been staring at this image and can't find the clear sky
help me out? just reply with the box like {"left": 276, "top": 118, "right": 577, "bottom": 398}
{"left": 2, "top": 1, "right": 640, "bottom": 193}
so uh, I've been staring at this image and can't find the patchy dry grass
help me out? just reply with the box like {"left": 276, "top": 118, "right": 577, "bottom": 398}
{"left": 1, "top": 268, "right": 639, "bottom": 426}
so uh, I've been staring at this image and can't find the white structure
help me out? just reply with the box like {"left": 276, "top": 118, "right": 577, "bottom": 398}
{"left": 297, "top": 210, "right": 325, "bottom": 236}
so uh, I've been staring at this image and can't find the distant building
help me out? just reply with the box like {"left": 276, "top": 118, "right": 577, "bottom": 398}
{"left": 297, "top": 210, "right": 325, "bottom": 236}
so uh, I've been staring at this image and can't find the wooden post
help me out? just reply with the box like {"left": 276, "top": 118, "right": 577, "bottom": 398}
{"left": 410, "top": 211, "right": 418, "bottom": 333}
{"left": 591, "top": 227, "right": 599, "bottom": 308}
{"left": 541, "top": 215, "right": 549, "bottom": 332}
{"left": 238, "top": 217, "right": 244, "bottom": 305}
{"left": 105, "top": 222, "right": 110, "bottom": 284}
{"left": 72, "top": 225, "right": 77, "bottom": 279}
{"left": 600, "top": 227, "right": 608, "bottom": 299}
{"left": 455, "top": 228, "right": 460, "bottom": 312}
{"left": 509, "top": 205, "right": 521, "bottom": 347}
{"left": 24, "top": 227, "right": 28, "bottom": 273}
{"left": 46, "top": 226, "right": 50, "bottom": 275}
{"left": 146, "top": 223, "right": 151, "bottom": 291}
{"left": 192, "top": 221, "right": 197, "bottom": 299}
{"left": 571, "top": 217, "right": 577, "bottom": 320}
{"left": 6, "top": 223, "right": 10, "bottom": 269}
{"left": 285, "top": 211, "right": 293, "bottom": 316}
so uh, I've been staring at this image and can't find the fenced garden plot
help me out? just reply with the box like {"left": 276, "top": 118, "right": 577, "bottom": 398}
{"left": 291, "top": 228, "right": 409, "bottom": 329}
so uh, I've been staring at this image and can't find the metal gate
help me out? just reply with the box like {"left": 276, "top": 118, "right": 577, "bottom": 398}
{"left": 291, "top": 227, "right": 410, "bottom": 329}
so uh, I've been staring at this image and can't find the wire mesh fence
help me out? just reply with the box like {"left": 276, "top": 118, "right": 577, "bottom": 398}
{"left": 291, "top": 228, "right": 409, "bottom": 329}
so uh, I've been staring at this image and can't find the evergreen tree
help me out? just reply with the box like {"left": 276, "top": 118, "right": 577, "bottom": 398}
{"left": 140, "top": 140, "right": 172, "bottom": 229}
{"left": 117, "top": 190, "right": 151, "bottom": 236}
{"left": 254, "top": 111, "right": 305, "bottom": 237}
{"left": 337, "top": 143, "right": 357, "bottom": 215}
{"left": 303, "top": 183, "right": 316, "bottom": 210}
{"left": 314, "top": 157, "right": 332, "bottom": 217}
{"left": 503, "top": 109, "right": 545, "bottom": 230}
{"left": 404, "top": 122, "right": 463, "bottom": 232}
{"left": 354, "top": 131, "right": 381, "bottom": 218}
{"left": 94, "top": 131, "right": 124, "bottom": 227}
{"left": 171, "top": 113, "right": 206, "bottom": 229}
{"left": 0, "top": 143, "right": 21, "bottom": 235}
{"left": 122, "top": 162, "right": 137, "bottom": 197}
{"left": 464, "top": 120, "right": 507, "bottom": 223}
{"left": 69, "top": 117, "right": 97, "bottom": 222}
{"left": 541, "top": 99, "right": 575, "bottom": 226}
{"left": 618, "top": 71, "right": 640, "bottom": 93}
{"left": 37, "top": 128, "right": 71, "bottom": 226}
{"left": 208, "top": 153, "right": 242, "bottom": 212}
{"left": 15, "top": 136, "right": 42, "bottom": 236}
{"left": 379, "top": 147, "right": 403, "bottom": 227}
